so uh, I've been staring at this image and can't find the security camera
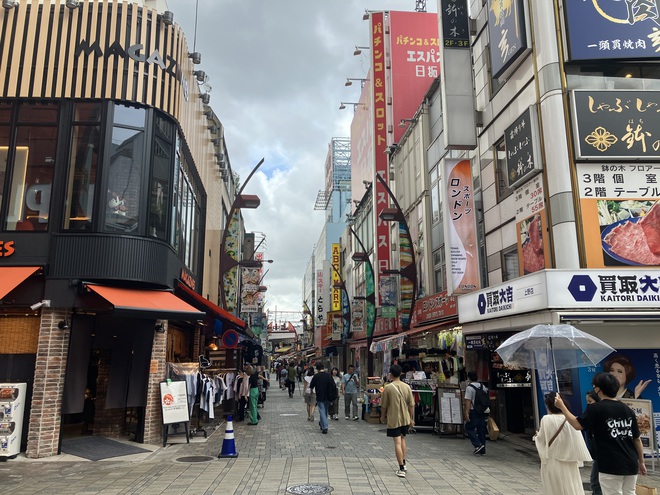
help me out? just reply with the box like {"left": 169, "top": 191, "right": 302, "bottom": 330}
{"left": 30, "top": 300, "right": 51, "bottom": 311}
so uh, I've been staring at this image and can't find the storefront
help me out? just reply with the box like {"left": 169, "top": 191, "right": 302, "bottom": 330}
{"left": 458, "top": 269, "right": 660, "bottom": 439}
{"left": 0, "top": 2, "right": 233, "bottom": 458}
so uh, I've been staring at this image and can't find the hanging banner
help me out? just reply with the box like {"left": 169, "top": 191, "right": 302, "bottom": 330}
{"left": 443, "top": 159, "right": 480, "bottom": 295}
{"left": 222, "top": 211, "right": 241, "bottom": 313}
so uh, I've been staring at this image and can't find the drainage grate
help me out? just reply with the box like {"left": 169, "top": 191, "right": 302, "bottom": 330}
{"left": 175, "top": 456, "right": 215, "bottom": 463}
{"left": 286, "top": 483, "right": 334, "bottom": 494}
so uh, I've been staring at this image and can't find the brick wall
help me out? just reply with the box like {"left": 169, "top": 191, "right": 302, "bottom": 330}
{"left": 92, "top": 350, "right": 124, "bottom": 437}
{"left": 143, "top": 320, "right": 167, "bottom": 445}
{"left": 26, "top": 308, "right": 70, "bottom": 458}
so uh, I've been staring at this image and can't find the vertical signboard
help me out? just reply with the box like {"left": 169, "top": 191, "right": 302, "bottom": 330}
{"left": 389, "top": 11, "right": 441, "bottom": 144}
{"left": 372, "top": 12, "right": 391, "bottom": 299}
{"left": 331, "top": 244, "right": 341, "bottom": 311}
{"left": 223, "top": 211, "right": 241, "bottom": 313}
{"left": 514, "top": 175, "right": 550, "bottom": 276}
{"left": 350, "top": 71, "right": 373, "bottom": 205}
{"left": 399, "top": 223, "right": 415, "bottom": 330}
{"left": 316, "top": 268, "right": 326, "bottom": 326}
{"left": 486, "top": 0, "right": 529, "bottom": 79}
{"left": 440, "top": 0, "right": 470, "bottom": 48}
{"left": 443, "top": 159, "right": 480, "bottom": 294}
{"left": 505, "top": 106, "right": 542, "bottom": 188}
{"left": 577, "top": 162, "right": 660, "bottom": 267}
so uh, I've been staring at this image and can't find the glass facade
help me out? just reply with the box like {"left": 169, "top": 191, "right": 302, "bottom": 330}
{"left": 0, "top": 99, "right": 203, "bottom": 274}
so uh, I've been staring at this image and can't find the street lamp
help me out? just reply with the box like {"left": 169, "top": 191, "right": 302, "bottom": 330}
{"left": 350, "top": 228, "right": 376, "bottom": 376}
{"left": 376, "top": 173, "right": 418, "bottom": 331}
{"left": 219, "top": 158, "right": 265, "bottom": 311}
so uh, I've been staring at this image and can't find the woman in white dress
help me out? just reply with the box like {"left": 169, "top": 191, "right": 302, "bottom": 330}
{"left": 303, "top": 367, "right": 316, "bottom": 421}
{"left": 534, "top": 392, "right": 592, "bottom": 495}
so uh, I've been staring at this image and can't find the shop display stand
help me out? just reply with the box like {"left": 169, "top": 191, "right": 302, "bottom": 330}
{"left": 404, "top": 378, "right": 436, "bottom": 432}
{"left": 365, "top": 377, "right": 383, "bottom": 424}
{"left": 434, "top": 386, "right": 464, "bottom": 436}
{"left": 0, "top": 383, "right": 26, "bottom": 461}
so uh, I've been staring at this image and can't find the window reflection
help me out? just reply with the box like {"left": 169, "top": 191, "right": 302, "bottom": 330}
{"left": 6, "top": 126, "right": 58, "bottom": 231}
{"left": 105, "top": 105, "right": 145, "bottom": 233}
{"left": 0, "top": 126, "right": 8, "bottom": 212}
{"left": 148, "top": 116, "right": 173, "bottom": 240}
{"left": 64, "top": 124, "right": 100, "bottom": 231}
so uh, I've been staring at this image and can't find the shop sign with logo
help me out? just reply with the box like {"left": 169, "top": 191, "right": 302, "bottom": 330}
{"left": 572, "top": 90, "right": 660, "bottom": 160}
{"left": 412, "top": 291, "right": 457, "bottom": 324}
{"left": 486, "top": 0, "right": 529, "bottom": 79}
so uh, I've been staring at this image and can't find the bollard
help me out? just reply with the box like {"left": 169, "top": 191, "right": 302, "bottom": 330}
{"left": 218, "top": 415, "right": 238, "bottom": 458}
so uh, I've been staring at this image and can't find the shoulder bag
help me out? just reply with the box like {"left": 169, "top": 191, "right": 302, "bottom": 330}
{"left": 548, "top": 418, "right": 567, "bottom": 447}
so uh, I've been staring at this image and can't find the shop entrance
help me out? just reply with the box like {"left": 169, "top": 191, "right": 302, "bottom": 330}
{"left": 498, "top": 387, "right": 535, "bottom": 435}
{"left": 60, "top": 314, "right": 154, "bottom": 446}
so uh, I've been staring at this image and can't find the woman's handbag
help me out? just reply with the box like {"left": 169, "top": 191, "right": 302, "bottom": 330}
{"left": 548, "top": 418, "right": 567, "bottom": 447}
{"left": 487, "top": 417, "right": 500, "bottom": 441}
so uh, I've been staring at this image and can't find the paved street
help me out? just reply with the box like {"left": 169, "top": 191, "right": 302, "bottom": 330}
{"left": 3, "top": 378, "right": 659, "bottom": 494}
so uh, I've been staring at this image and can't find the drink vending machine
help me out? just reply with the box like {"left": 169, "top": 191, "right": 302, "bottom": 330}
{"left": 0, "top": 383, "right": 26, "bottom": 460}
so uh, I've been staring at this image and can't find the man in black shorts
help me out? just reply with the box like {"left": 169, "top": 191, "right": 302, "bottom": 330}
{"left": 380, "top": 364, "right": 415, "bottom": 478}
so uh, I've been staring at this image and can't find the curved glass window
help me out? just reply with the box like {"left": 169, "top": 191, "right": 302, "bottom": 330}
{"left": 105, "top": 105, "right": 145, "bottom": 233}
{"left": 148, "top": 116, "right": 173, "bottom": 240}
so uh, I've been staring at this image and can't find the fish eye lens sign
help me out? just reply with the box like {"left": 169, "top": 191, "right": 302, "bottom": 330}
{"left": 565, "top": 0, "right": 660, "bottom": 61}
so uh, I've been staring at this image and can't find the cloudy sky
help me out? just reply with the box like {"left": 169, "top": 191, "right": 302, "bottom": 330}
{"left": 166, "top": 0, "right": 438, "bottom": 315}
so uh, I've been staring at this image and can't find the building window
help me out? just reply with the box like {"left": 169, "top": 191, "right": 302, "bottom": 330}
{"left": 105, "top": 104, "right": 146, "bottom": 233}
{"left": 148, "top": 114, "right": 173, "bottom": 240}
{"left": 433, "top": 246, "right": 446, "bottom": 292}
{"left": 6, "top": 103, "right": 59, "bottom": 231}
{"left": 63, "top": 102, "right": 102, "bottom": 231}
{"left": 502, "top": 246, "right": 519, "bottom": 281}
{"left": 495, "top": 139, "right": 513, "bottom": 201}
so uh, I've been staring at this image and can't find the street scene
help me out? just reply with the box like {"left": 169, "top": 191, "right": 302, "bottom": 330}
{"left": 6, "top": 378, "right": 646, "bottom": 495}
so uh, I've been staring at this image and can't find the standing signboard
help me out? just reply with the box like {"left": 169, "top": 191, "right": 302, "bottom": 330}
{"left": 160, "top": 380, "right": 190, "bottom": 446}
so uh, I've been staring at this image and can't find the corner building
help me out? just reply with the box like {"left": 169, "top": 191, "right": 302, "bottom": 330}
{"left": 458, "top": 0, "right": 660, "bottom": 436}
{"left": 0, "top": 0, "right": 243, "bottom": 458}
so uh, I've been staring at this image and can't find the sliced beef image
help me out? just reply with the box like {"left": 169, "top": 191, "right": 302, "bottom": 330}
{"left": 522, "top": 215, "right": 544, "bottom": 273}
{"left": 639, "top": 201, "right": 660, "bottom": 255}
{"left": 604, "top": 205, "right": 660, "bottom": 265}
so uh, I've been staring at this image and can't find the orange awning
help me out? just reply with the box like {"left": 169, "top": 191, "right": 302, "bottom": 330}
{"left": 85, "top": 284, "right": 205, "bottom": 321}
{"left": 0, "top": 266, "right": 41, "bottom": 300}
{"left": 176, "top": 282, "right": 248, "bottom": 331}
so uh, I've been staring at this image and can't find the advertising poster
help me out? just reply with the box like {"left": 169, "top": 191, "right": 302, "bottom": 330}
{"left": 514, "top": 175, "right": 550, "bottom": 276}
{"left": 222, "top": 210, "right": 241, "bottom": 313}
{"left": 443, "top": 159, "right": 480, "bottom": 294}
{"left": 389, "top": 11, "right": 441, "bottom": 144}
{"left": 372, "top": 12, "right": 391, "bottom": 300}
{"left": 620, "top": 398, "right": 656, "bottom": 456}
{"left": 486, "top": 0, "right": 528, "bottom": 79}
{"left": 379, "top": 275, "right": 397, "bottom": 319}
{"left": 565, "top": 0, "right": 660, "bottom": 61}
{"left": 577, "top": 349, "right": 660, "bottom": 452}
{"left": 160, "top": 381, "right": 189, "bottom": 425}
{"left": 577, "top": 162, "right": 660, "bottom": 267}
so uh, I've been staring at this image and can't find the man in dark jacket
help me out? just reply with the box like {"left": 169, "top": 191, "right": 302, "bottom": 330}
{"left": 309, "top": 362, "right": 336, "bottom": 434}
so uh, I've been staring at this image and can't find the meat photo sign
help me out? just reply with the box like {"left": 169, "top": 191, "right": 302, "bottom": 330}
{"left": 515, "top": 175, "right": 550, "bottom": 276}
{"left": 577, "top": 163, "right": 660, "bottom": 267}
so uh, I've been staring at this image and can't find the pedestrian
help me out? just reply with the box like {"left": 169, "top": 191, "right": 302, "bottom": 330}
{"left": 584, "top": 391, "right": 602, "bottom": 495}
{"left": 303, "top": 366, "right": 316, "bottom": 421}
{"left": 287, "top": 361, "right": 297, "bottom": 397}
{"left": 380, "top": 364, "right": 415, "bottom": 478}
{"left": 280, "top": 365, "right": 288, "bottom": 389}
{"left": 555, "top": 372, "right": 646, "bottom": 495}
{"left": 464, "top": 370, "right": 489, "bottom": 455}
{"left": 329, "top": 367, "right": 341, "bottom": 420}
{"left": 342, "top": 364, "right": 360, "bottom": 420}
{"left": 235, "top": 369, "right": 249, "bottom": 422}
{"left": 309, "top": 362, "right": 337, "bottom": 434}
{"left": 297, "top": 362, "right": 304, "bottom": 383}
{"left": 258, "top": 366, "right": 270, "bottom": 406}
{"left": 246, "top": 365, "right": 259, "bottom": 425}
{"left": 534, "top": 392, "right": 591, "bottom": 495}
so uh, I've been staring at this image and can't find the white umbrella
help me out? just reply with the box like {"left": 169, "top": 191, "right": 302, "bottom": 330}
{"left": 495, "top": 324, "right": 615, "bottom": 389}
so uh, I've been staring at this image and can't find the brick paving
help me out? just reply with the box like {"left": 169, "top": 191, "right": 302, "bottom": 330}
{"left": 3, "top": 377, "right": 659, "bottom": 494}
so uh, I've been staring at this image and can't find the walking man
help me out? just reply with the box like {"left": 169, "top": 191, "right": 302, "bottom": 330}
{"left": 309, "top": 362, "right": 336, "bottom": 434}
{"left": 287, "top": 361, "right": 297, "bottom": 397}
{"left": 380, "top": 364, "right": 415, "bottom": 478}
{"left": 342, "top": 364, "right": 360, "bottom": 420}
{"left": 464, "top": 371, "right": 489, "bottom": 455}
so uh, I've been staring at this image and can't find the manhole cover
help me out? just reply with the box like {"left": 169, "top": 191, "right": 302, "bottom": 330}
{"left": 175, "top": 456, "right": 215, "bottom": 463}
{"left": 286, "top": 483, "right": 333, "bottom": 494}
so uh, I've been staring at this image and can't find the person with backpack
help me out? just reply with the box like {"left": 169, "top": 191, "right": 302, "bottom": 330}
{"left": 464, "top": 370, "right": 490, "bottom": 455}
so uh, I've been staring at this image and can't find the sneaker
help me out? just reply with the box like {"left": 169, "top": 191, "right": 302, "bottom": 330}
{"left": 395, "top": 469, "right": 406, "bottom": 478}
{"left": 345, "top": 416, "right": 351, "bottom": 420}
{"left": 474, "top": 444, "right": 485, "bottom": 455}
{"left": 353, "top": 416, "right": 359, "bottom": 421}
{"left": 322, "top": 429, "right": 328, "bottom": 434}
{"left": 402, "top": 462, "right": 407, "bottom": 472}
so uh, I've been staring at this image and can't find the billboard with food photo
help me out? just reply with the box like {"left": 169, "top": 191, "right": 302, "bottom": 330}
{"left": 514, "top": 175, "right": 550, "bottom": 276}
{"left": 578, "top": 163, "right": 660, "bottom": 267}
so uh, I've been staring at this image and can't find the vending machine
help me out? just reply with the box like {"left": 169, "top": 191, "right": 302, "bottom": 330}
{"left": 0, "top": 383, "right": 27, "bottom": 460}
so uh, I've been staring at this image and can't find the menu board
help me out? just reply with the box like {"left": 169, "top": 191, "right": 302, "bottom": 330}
{"left": 620, "top": 398, "right": 656, "bottom": 456}
{"left": 437, "top": 388, "right": 463, "bottom": 425}
{"left": 159, "top": 381, "right": 189, "bottom": 425}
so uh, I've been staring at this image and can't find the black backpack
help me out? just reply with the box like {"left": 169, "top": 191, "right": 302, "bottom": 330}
{"left": 469, "top": 383, "right": 490, "bottom": 414}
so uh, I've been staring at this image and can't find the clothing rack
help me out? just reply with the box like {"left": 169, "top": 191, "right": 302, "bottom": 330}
{"left": 404, "top": 378, "right": 436, "bottom": 432}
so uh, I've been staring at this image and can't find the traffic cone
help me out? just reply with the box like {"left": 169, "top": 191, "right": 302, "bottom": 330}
{"left": 218, "top": 415, "right": 238, "bottom": 458}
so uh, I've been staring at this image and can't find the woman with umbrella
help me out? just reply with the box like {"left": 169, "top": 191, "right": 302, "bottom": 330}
{"left": 534, "top": 392, "right": 591, "bottom": 495}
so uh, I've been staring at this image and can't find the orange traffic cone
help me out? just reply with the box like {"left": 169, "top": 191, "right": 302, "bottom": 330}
{"left": 218, "top": 415, "right": 238, "bottom": 458}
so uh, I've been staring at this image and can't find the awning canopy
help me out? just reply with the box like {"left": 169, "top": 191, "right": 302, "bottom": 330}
{"left": 84, "top": 284, "right": 205, "bottom": 321}
{"left": 369, "top": 323, "right": 444, "bottom": 354}
{"left": 0, "top": 266, "right": 41, "bottom": 300}
{"left": 176, "top": 282, "right": 248, "bottom": 331}
{"left": 275, "top": 346, "right": 292, "bottom": 353}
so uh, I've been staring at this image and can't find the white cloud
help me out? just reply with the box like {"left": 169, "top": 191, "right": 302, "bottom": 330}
{"left": 166, "top": 0, "right": 437, "bottom": 313}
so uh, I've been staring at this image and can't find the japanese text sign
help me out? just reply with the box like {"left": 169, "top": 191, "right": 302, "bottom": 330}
{"left": 505, "top": 106, "right": 542, "bottom": 187}
{"left": 441, "top": 0, "right": 470, "bottom": 48}
{"left": 487, "top": 0, "right": 528, "bottom": 79}
{"left": 332, "top": 244, "right": 341, "bottom": 311}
